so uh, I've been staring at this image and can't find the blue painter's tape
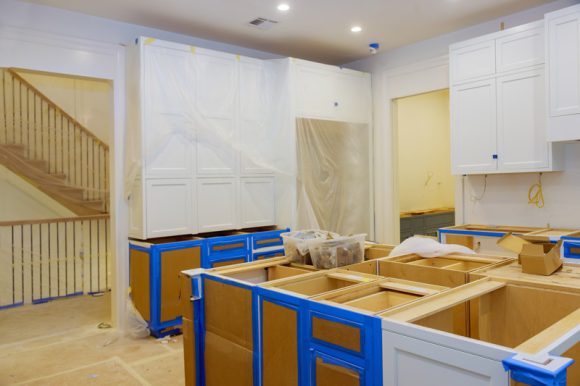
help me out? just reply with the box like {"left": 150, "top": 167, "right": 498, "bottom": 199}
{"left": 0, "top": 301, "right": 24, "bottom": 310}
{"left": 439, "top": 229, "right": 507, "bottom": 238}
{"left": 503, "top": 354, "right": 574, "bottom": 386}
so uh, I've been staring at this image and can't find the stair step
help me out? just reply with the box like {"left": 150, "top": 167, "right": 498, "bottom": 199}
{"left": 57, "top": 187, "right": 85, "bottom": 201}
{"left": 49, "top": 173, "right": 67, "bottom": 180}
{"left": 28, "top": 160, "right": 50, "bottom": 172}
{"left": 83, "top": 200, "right": 106, "bottom": 211}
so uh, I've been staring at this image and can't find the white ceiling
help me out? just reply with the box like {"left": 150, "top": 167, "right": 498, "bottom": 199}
{"left": 24, "top": 0, "right": 553, "bottom": 64}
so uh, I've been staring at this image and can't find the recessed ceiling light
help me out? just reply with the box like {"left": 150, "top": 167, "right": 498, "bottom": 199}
{"left": 277, "top": 3, "right": 290, "bottom": 11}
{"left": 351, "top": 26, "right": 362, "bottom": 33}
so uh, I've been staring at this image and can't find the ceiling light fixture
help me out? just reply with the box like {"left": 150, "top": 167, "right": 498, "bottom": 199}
{"left": 277, "top": 3, "right": 290, "bottom": 11}
{"left": 351, "top": 26, "right": 362, "bottom": 33}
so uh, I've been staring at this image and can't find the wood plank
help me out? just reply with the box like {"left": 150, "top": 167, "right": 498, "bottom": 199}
{"left": 516, "top": 308, "right": 580, "bottom": 354}
{"left": 381, "top": 278, "right": 505, "bottom": 322}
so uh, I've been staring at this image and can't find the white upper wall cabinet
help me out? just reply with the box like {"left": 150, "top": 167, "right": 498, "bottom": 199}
{"left": 451, "top": 79, "right": 497, "bottom": 174}
{"left": 449, "top": 21, "right": 562, "bottom": 175}
{"left": 546, "top": 4, "right": 580, "bottom": 141}
{"left": 294, "top": 59, "right": 371, "bottom": 123}
{"left": 197, "top": 178, "right": 238, "bottom": 232}
{"left": 450, "top": 41, "right": 495, "bottom": 84}
{"left": 143, "top": 44, "right": 195, "bottom": 178}
{"left": 240, "top": 177, "right": 276, "bottom": 228}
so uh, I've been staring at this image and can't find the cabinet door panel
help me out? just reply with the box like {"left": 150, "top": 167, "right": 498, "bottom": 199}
{"left": 195, "top": 51, "right": 237, "bottom": 175}
{"left": 335, "top": 72, "right": 371, "bottom": 124}
{"left": 146, "top": 179, "right": 194, "bottom": 238}
{"left": 547, "top": 12, "right": 580, "bottom": 117}
{"left": 239, "top": 58, "right": 272, "bottom": 174}
{"left": 451, "top": 79, "right": 497, "bottom": 174}
{"left": 144, "top": 45, "right": 194, "bottom": 177}
{"left": 197, "top": 178, "right": 238, "bottom": 232}
{"left": 496, "top": 26, "right": 544, "bottom": 73}
{"left": 240, "top": 177, "right": 275, "bottom": 228}
{"left": 497, "top": 69, "right": 548, "bottom": 170}
{"left": 295, "top": 64, "right": 336, "bottom": 119}
{"left": 382, "top": 331, "right": 508, "bottom": 386}
{"left": 450, "top": 41, "right": 495, "bottom": 84}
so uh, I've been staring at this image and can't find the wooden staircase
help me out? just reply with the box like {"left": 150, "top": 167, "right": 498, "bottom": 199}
{"left": 0, "top": 68, "right": 109, "bottom": 215}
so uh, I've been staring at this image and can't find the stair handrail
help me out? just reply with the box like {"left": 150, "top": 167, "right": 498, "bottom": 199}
{"left": 6, "top": 68, "right": 109, "bottom": 151}
{"left": 0, "top": 214, "right": 110, "bottom": 227}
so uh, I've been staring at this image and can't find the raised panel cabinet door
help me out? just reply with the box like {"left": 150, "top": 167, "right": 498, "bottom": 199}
{"left": 334, "top": 71, "right": 372, "bottom": 124}
{"left": 382, "top": 331, "right": 509, "bottom": 386}
{"left": 146, "top": 179, "right": 194, "bottom": 238}
{"left": 197, "top": 178, "right": 238, "bottom": 232}
{"left": 496, "top": 23, "right": 544, "bottom": 73}
{"left": 143, "top": 44, "right": 195, "bottom": 178}
{"left": 497, "top": 69, "right": 549, "bottom": 171}
{"left": 240, "top": 177, "right": 275, "bottom": 228}
{"left": 547, "top": 10, "right": 580, "bottom": 117}
{"left": 451, "top": 79, "right": 498, "bottom": 174}
{"left": 295, "top": 63, "right": 337, "bottom": 119}
{"left": 239, "top": 58, "right": 273, "bottom": 174}
{"left": 450, "top": 41, "right": 495, "bottom": 84}
{"left": 194, "top": 50, "right": 238, "bottom": 175}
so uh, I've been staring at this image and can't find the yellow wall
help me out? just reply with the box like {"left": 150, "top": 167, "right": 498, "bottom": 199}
{"left": 16, "top": 70, "right": 112, "bottom": 145}
{"left": 395, "top": 89, "right": 454, "bottom": 213}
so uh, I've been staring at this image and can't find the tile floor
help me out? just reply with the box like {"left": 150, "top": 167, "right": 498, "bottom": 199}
{"left": 0, "top": 294, "right": 184, "bottom": 385}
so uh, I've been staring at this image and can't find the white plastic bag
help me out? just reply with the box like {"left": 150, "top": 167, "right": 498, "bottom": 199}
{"left": 389, "top": 236, "right": 475, "bottom": 258}
{"left": 126, "top": 295, "right": 150, "bottom": 339}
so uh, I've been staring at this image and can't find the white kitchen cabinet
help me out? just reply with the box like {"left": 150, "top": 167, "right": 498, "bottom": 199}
{"left": 546, "top": 5, "right": 580, "bottom": 141}
{"left": 450, "top": 40, "right": 495, "bottom": 85}
{"left": 239, "top": 57, "right": 273, "bottom": 175}
{"left": 194, "top": 49, "right": 238, "bottom": 175}
{"left": 197, "top": 178, "right": 238, "bottom": 232}
{"left": 450, "top": 20, "right": 562, "bottom": 175}
{"left": 497, "top": 69, "right": 550, "bottom": 171}
{"left": 146, "top": 179, "right": 195, "bottom": 238}
{"left": 294, "top": 59, "right": 372, "bottom": 123}
{"left": 144, "top": 44, "right": 195, "bottom": 178}
{"left": 495, "top": 24, "right": 544, "bottom": 73}
{"left": 451, "top": 79, "right": 497, "bottom": 174}
{"left": 240, "top": 177, "right": 276, "bottom": 228}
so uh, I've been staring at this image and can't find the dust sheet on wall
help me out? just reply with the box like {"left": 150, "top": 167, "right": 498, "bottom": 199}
{"left": 296, "top": 118, "right": 370, "bottom": 236}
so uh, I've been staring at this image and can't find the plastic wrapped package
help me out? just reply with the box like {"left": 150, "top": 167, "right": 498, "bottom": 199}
{"left": 281, "top": 230, "right": 339, "bottom": 264}
{"left": 309, "top": 234, "right": 366, "bottom": 269}
{"left": 388, "top": 236, "right": 475, "bottom": 258}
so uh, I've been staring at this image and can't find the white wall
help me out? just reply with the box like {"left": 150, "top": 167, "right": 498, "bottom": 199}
{"left": 345, "top": 0, "right": 580, "bottom": 243}
{"left": 0, "top": 166, "right": 74, "bottom": 221}
{"left": 395, "top": 89, "right": 454, "bottom": 213}
{"left": 0, "top": 0, "right": 281, "bottom": 60}
{"left": 15, "top": 70, "right": 113, "bottom": 145}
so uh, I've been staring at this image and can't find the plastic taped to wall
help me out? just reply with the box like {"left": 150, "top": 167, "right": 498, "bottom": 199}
{"left": 126, "top": 294, "right": 150, "bottom": 339}
{"left": 389, "top": 236, "right": 475, "bottom": 258}
{"left": 296, "top": 118, "right": 371, "bottom": 235}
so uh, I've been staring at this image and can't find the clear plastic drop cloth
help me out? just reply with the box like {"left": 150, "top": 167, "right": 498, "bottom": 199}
{"left": 296, "top": 118, "right": 371, "bottom": 236}
{"left": 124, "top": 46, "right": 372, "bottom": 234}
{"left": 388, "top": 236, "right": 475, "bottom": 258}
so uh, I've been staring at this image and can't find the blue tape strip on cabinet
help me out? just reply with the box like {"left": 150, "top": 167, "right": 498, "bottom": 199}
{"left": 502, "top": 353, "right": 574, "bottom": 386}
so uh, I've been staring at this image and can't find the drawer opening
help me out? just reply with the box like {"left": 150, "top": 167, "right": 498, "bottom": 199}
{"left": 341, "top": 290, "right": 421, "bottom": 312}
{"left": 220, "top": 265, "right": 312, "bottom": 284}
{"left": 408, "top": 257, "right": 462, "bottom": 268}
{"left": 131, "top": 235, "right": 204, "bottom": 245}
{"left": 391, "top": 283, "right": 580, "bottom": 352}
{"left": 274, "top": 273, "right": 373, "bottom": 297}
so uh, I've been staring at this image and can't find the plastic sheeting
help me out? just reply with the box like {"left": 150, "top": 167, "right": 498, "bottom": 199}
{"left": 124, "top": 42, "right": 372, "bottom": 234}
{"left": 388, "top": 236, "right": 475, "bottom": 258}
{"left": 296, "top": 118, "right": 371, "bottom": 235}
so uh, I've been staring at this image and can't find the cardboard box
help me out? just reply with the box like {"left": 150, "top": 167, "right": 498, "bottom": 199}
{"left": 497, "top": 233, "right": 562, "bottom": 275}
{"left": 519, "top": 241, "right": 563, "bottom": 276}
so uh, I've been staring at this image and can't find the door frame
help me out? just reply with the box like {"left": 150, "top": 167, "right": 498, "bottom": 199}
{"left": 373, "top": 55, "right": 464, "bottom": 243}
{"left": 0, "top": 25, "right": 128, "bottom": 329}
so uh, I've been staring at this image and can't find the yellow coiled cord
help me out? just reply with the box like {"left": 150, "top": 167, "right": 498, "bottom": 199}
{"left": 528, "top": 173, "right": 544, "bottom": 208}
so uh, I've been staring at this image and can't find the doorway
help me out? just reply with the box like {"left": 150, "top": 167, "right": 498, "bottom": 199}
{"left": 393, "top": 89, "right": 455, "bottom": 242}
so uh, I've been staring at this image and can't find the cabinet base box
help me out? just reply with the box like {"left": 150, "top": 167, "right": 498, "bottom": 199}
{"left": 204, "top": 331, "right": 253, "bottom": 386}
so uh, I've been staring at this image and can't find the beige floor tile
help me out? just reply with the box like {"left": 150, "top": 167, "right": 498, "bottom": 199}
{"left": 18, "top": 358, "right": 144, "bottom": 386}
{"left": 131, "top": 352, "right": 185, "bottom": 386}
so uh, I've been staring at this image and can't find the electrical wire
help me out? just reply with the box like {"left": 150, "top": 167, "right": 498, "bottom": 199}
{"left": 528, "top": 173, "right": 545, "bottom": 208}
{"left": 470, "top": 174, "right": 487, "bottom": 202}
